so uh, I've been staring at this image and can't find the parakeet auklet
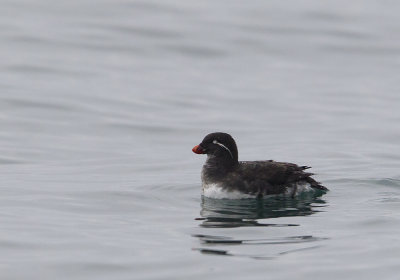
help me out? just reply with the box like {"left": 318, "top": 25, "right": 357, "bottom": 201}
{"left": 192, "top": 132, "right": 327, "bottom": 199}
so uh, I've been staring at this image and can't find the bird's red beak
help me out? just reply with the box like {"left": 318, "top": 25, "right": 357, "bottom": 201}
{"left": 192, "top": 145, "right": 205, "bottom": 154}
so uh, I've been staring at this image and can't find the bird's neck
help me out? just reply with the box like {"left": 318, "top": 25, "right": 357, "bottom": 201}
{"left": 202, "top": 155, "right": 238, "bottom": 183}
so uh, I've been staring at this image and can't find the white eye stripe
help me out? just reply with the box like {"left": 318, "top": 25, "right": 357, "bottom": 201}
{"left": 213, "top": 140, "right": 234, "bottom": 159}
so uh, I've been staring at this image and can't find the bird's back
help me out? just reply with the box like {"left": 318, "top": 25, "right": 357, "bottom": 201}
{"left": 222, "top": 160, "right": 326, "bottom": 196}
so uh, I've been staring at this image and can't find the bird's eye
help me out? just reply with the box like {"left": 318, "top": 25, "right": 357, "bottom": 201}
{"left": 213, "top": 140, "right": 218, "bottom": 144}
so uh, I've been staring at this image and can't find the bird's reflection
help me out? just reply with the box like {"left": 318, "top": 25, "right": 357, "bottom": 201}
{"left": 198, "top": 191, "right": 326, "bottom": 228}
{"left": 193, "top": 191, "right": 328, "bottom": 259}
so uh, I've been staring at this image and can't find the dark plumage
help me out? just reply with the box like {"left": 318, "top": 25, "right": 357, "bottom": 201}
{"left": 192, "top": 132, "right": 327, "bottom": 198}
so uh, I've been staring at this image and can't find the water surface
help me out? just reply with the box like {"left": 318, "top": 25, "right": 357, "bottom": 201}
{"left": 1, "top": 0, "right": 400, "bottom": 279}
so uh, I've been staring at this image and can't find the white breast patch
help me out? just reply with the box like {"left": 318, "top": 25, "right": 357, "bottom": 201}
{"left": 202, "top": 182, "right": 314, "bottom": 199}
{"left": 202, "top": 183, "right": 256, "bottom": 199}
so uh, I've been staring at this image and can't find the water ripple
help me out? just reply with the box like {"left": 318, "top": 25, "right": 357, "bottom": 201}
{"left": 193, "top": 195, "right": 328, "bottom": 259}
{"left": 199, "top": 194, "right": 327, "bottom": 226}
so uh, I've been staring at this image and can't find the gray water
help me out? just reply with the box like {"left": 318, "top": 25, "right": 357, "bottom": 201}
{"left": 1, "top": 0, "right": 400, "bottom": 279}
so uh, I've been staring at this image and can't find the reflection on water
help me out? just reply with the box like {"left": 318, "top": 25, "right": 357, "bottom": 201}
{"left": 193, "top": 193, "right": 328, "bottom": 259}
{"left": 194, "top": 234, "right": 327, "bottom": 245}
{"left": 193, "top": 244, "right": 325, "bottom": 260}
{"left": 198, "top": 192, "right": 327, "bottom": 228}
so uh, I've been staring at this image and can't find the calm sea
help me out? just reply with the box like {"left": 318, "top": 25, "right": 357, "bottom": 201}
{"left": 1, "top": 1, "right": 400, "bottom": 279}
